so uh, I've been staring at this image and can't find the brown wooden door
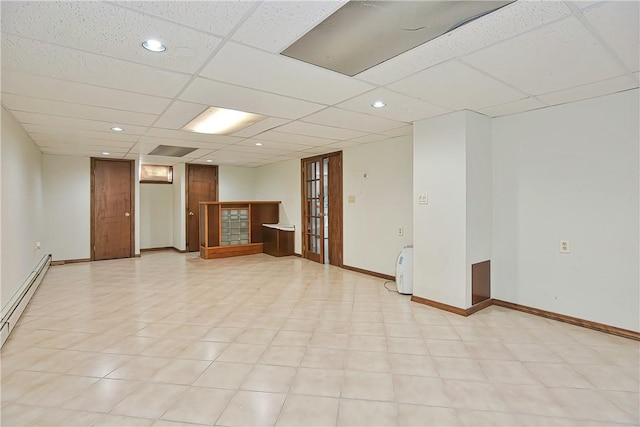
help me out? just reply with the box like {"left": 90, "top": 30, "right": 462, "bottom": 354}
{"left": 301, "top": 151, "right": 342, "bottom": 266}
{"left": 92, "top": 158, "right": 134, "bottom": 261}
{"left": 186, "top": 164, "right": 218, "bottom": 252}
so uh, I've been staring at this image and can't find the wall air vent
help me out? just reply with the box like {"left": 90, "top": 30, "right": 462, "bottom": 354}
{"left": 148, "top": 145, "right": 198, "bottom": 157}
{"left": 281, "top": 0, "right": 514, "bottom": 76}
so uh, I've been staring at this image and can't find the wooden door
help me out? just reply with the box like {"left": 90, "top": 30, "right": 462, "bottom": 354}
{"left": 186, "top": 164, "right": 218, "bottom": 252}
{"left": 301, "top": 151, "right": 343, "bottom": 266}
{"left": 91, "top": 158, "right": 134, "bottom": 261}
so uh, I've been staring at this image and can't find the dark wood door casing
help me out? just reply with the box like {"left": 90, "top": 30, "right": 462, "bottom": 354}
{"left": 186, "top": 164, "right": 218, "bottom": 252}
{"left": 91, "top": 158, "right": 134, "bottom": 261}
{"left": 301, "top": 151, "right": 343, "bottom": 266}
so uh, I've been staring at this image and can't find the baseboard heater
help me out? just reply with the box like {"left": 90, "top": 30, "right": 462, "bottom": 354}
{"left": 1, "top": 254, "right": 51, "bottom": 348}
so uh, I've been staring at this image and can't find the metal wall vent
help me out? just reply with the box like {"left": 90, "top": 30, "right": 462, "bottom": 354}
{"left": 281, "top": 0, "right": 514, "bottom": 76}
{"left": 148, "top": 145, "right": 198, "bottom": 157}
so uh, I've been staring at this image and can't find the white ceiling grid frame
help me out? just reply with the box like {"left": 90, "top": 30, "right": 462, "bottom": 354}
{"left": 301, "top": 107, "right": 408, "bottom": 133}
{"left": 253, "top": 130, "right": 337, "bottom": 147}
{"left": 477, "top": 97, "right": 548, "bottom": 118}
{"left": 462, "top": 16, "right": 628, "bottom": 95}
{"left": 336, "top": 88, "right": 452, "bottom": 122}
{"left": 231, "top": 117, "right": 292, "bottom": 138}
{"left": 114, "top": 1, "right": 259, "bottom": 37}
{"left": 1, "top": 70, "right": 172, "bottom": 115}
{"left": 1, "top": 34, "right": 191, "bottom": 99}
{"left": 153, "top": 100, "right": 210, "bottom": 130}
{"left": 356, "top": 1, "right": 572, "bottom": 86}
{"left": 0, "top": 94, "right": 158, "bottom": 126}
{"left": 0, "top": 1, "right": 222, "bottom": 74}
{"left": 388, "top": 59, "right": 527, "bottom": 111}
{"left": 23, "top": 124, "right": 139, "bottom": 143}
{"left": 235, "top": 139, "right": 314, "bottom": 152}
{"left": 538, "top": 74, "right": 639, "bottom": 106}
{"left": 231, "top": 0, "right": 348, "bottom": 53}
{"left": 142, "top": 128, "right": 242, "bottom": 145}
{"left": 179, "top": 77, "right": 326, "bottom": 120}
{"left": 199, "top": 41, "right": 375, "bottom": 105}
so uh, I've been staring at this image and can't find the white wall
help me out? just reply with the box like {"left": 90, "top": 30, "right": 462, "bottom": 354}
{"left": 219, "top": 165, "right": 256, "bottom": 201}
{"left": 492, "top": 89, "right": 639, "bottom": 331}
{"left": 413, "top": 112, "right": 468, "bottom": 308}
{"left": 343, "top": 135, "right": 413, "bottom": 276}
{"left": 254, "top": 159, "right": 302, "bottom": 253}
{"left": 140, "top": 183, "right": 173, "bottom": 249}
{"left": 172, "top": 163, "right": 186, "bottom": 251}
{"left": 43, "top": 155, "right": 90, "bottom": 261}
{"left": 1, "top": 108, "right": 44, "bottom": 309}
{"left": 465, "top": 112, "right": 493, "bottom": 305}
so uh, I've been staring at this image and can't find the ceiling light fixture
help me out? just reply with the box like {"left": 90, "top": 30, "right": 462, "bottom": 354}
{"left": 183, "top": 106, "right": 266, "bottom": 135}
{"left": 206, "top": 159, "right": 213, "bottom": 163}
{"left": 142, "top": 39, "right": 166, "bottom": 52}
{"left": 111, "top": 126, "right": 124, "bottom": 132}
{"left": 102, "top": 152, "right": 110, "bottom": 155}
{"left": 255, "top": 142, "right": 263, "bottom": 146}
{"left": 371, "top": 101, "right": 386, "bottom": 108}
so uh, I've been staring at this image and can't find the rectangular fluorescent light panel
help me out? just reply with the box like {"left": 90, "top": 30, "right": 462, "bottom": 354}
{"left": 183, "top": 106, "right": 266, "bottom": 135}
{"left": 281, "top": 0, "right": 515, "bottom": 76}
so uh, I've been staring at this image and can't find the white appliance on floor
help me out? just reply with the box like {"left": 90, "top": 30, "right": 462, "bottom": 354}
{"left": 395, "top": 245, "right": 413, "bottom": 295}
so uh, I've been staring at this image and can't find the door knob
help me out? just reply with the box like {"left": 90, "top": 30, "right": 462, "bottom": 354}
{"left": 124, "top": 212, "right": 130, "bottom": 217}
{"left": 189, "top": 212, "right": 194, "bottom": 216}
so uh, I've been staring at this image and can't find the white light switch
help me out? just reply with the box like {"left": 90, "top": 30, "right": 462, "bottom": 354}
{"left": 418, "top": 194, "right": 428, "bottom": 204}
{"left": 559, "top": 240, "right": 570, "bottom": 254}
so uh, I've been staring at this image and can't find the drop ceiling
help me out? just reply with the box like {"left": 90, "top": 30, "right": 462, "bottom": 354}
{"left": 1, "top": 1, "right": 638, "bottom": 168}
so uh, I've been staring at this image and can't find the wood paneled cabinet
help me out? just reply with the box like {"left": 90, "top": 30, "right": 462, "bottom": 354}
{"left": 199, "top": 201, "right": 279, "bottom": 259}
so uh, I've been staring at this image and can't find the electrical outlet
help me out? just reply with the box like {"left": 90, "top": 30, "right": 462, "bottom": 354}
{"left": 397, "top": 226, "right": 404, "bottom": 236}
{"left": 559, "top": 240, "right": 570, "bottom": 254}
{"left": 418, "top": 194, "right": 428, "bottom": 204}
{"left": 35, "top": 242, "right": 41, "bottom": 250}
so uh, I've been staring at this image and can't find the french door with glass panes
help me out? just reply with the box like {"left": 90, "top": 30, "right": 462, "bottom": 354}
{"left": 301, "top": 152, "right": 342, "bottom": 266}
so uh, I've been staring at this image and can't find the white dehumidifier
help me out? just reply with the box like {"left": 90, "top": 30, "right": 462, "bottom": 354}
{"left": 395, "top": 245, "right": 413, "bottom": 295}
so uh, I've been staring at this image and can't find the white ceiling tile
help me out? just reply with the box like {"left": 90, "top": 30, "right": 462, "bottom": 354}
{"left": 232, "top": 1, "right": 346, "bottom": 52}
{"left": 336, "top": 89, "right": 451, "bottom": 122}
{"left": 338, "top": 133, "right": 390, "bottom": 144}
{"left": 463, "top": 16, "right": 627, "bottom": 95}
{"left": 251, "top": 130, "right": 336, "bottom": 147}
{"left": 219, "top": 144, "right": 294, "bottom": 156}
{"left": 1, "top": 94, "right": 157, "bottom": 126}
{"left": 115, "top": 1, "right": 257, "bottom": 37}
{"left": 2, "top": 35, "right": 190, "bottom": 98}
{"left": 23, "top": 124, "right": 140, "bottom": 142}
{"left": 200, "top": 42, "right": 373, "bottom": 104}
{"left": 357, "top": 1, "right": 571, "bottom": 85}
{"left": 30, "top": 134, "right": 135, "bottom": 150}
{"left": 380, "top": 125, "right": 413, "bottom": 138}
{"left": 575, "top": 1, "right": 605, "bottom": 10}
{"left": 42, "top": 148, "right": 128, "bottom": 158}
{"left": 12, "top": 112, "right": 148, "bottom": 135}
{"left": 1, "top": 1, "right": 221, "bottom": 74}
{"left": 581, "top": 1, "right": 639, "bottom": 72}
{"left": 153, "top": 101, "right": 207, "bottom": 130}
{"left": 300, "top": 146, "right": 338, "bottom": 156}
{"left": 275, "top": 121, "right": 367, "bottom": 141}
{"left": 633, "top": 71, "right": 640, "bottom": 83}
{"left": 389, "top": 60, "right": 526, "bottom": 110}
{"left": 179, "top": 77, "right": 325, "bottom": 120}
{"left": 477, "top": 97, "right": 548, "bottom": 117}
{"left": 235, "top": 139, "right": 312, "bottom": 151}
{"left": 538, "top": 75, "right": 638, "bottom": 106}
{"left": 231, "top": 117, "right": 291, "bottom": 138}
{"left": 143, "top": 128, "right": 242, "bottom": 145}
{"left": 301, "top": 107, "right": 407, "bottom": 133}
{"left": 1, "top": 70, "right": 171, "bottom": 114}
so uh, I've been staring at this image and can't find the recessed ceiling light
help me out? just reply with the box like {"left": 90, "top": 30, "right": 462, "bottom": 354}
{"left": 102, "top": 152, "right": 110, "bottom": 155}
{"left": 183, "top": 106, "right": 266, "bottom": 135}
{"left": 142, "top": 39, "right": 166, "bottom": 52}
{"left": 206, "top": 159, "right": 213, "bottom": 163}
{"left": 111, "top": 126, "right": 124, "bottom": 132}
{"left": 255, "top": 142, "right": 263, "bottom": 146}
{"left": 371, "top": 101, "right": 386, "bottom": 108}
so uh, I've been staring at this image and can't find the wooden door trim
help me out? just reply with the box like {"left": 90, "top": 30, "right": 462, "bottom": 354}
{"left": 90, "top": 158, "right": 135, "bottom": 261}
{"left": 300, "top": 151, "right": 343, "bottom": 265}
{"left": 185, "top": 163, "right": 218, "bottom": 251}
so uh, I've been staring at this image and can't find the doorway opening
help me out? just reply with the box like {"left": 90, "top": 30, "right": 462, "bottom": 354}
{"left": 301, "top": 151, "right": 343, "bottom": 266}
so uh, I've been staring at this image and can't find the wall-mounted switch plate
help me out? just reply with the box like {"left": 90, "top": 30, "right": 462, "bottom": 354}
{"left": 418, "top": 194, "right": 428, "bottom": 204}
{"left": 397, "top": 226, "right": 404, "bottom": 236}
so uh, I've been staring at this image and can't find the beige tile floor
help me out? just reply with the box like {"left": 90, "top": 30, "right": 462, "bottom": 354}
{"left": 1, "top": 251, "right": 638, "bottom": 426}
